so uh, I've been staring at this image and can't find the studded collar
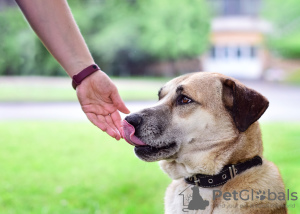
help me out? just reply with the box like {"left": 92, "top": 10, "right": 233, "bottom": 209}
{"left": 184, "top": 156, "right": 263, "bottom": 188}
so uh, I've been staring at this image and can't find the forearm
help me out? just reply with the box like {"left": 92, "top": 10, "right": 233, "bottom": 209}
{"left": 16, "top": 0, "right": 94, "bottom": 77}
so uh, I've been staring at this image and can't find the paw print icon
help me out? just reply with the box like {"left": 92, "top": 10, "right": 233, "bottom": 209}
{"left": 256, "top": 190, "right": 266, "bottom": 200}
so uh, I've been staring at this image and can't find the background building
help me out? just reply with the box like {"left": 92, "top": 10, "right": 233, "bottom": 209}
{"left": 203, "top": 0, "right": 271, "bottom": 79}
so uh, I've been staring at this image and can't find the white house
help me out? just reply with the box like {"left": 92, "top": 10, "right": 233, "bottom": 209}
{"left": 202, "top": 0, "right": 271, "bottom": 79}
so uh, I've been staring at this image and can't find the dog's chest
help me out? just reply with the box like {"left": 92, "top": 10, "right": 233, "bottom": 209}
{"left": 165, "top": 180, "right": 221, "bottom": 214}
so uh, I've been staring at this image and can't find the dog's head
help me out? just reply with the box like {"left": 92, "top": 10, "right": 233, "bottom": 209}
{"left": 122, "top": 72, "right": 268, "bottom": 177}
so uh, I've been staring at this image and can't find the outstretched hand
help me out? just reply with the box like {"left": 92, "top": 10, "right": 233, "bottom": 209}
{"left": 76, "top": 71, "right": 130, "bottom": 140}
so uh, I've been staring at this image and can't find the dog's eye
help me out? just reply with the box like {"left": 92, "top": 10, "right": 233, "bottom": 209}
{"left": 177, "top": 95, "right": 193, "bottom": 105}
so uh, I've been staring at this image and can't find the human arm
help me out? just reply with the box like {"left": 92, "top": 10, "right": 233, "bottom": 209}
{"left": 16, "top": 0, "right": 130, "bottom": 140}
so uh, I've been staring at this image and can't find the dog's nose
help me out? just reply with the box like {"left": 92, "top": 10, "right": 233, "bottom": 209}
{"left": 125, "top": 113, "right": 143, "bottom": 129}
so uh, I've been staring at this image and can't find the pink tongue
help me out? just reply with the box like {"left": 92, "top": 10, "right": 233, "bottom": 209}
{"left": 122, "top": 120, "right": 147, "bottom": 146}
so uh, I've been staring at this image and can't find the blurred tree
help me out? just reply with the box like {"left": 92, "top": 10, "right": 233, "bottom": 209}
{"left": 0, "top": 8, "right": 34, "bottom": 75}
{"left": 137, "top": 0, "right": 210, "bottom": 60}
{"left": 0, "top": 7, "right": 65, "bottom": 75}
{"left": 81, "top": 0, "right": 210, "bottom": 75}
{"left": 264, "top": 0, "right": 300, "bottom": 58}
{"left": 0, "top": 0, "right": 210, "bottom": 76}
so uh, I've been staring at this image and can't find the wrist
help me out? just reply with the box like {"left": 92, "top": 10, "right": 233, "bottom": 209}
{"left": 65, "top": 59, "right": 95, "bottom": 77}
{"left": 72, "top": 64, "right": 101, "bottom": 90}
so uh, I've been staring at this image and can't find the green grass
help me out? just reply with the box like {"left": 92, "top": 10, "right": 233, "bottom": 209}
{"left": 262, "top": 122, "right": 300, "bottom": 213}
{"left": 0, "top": 121, "right": 171, "bottom": 214}
{"left": 0, "top": 85, "right": 158, "bottom": 102}
{"left": 0, "top": 122, "right": 299, "bottom": 214}
{"left": 0, "top": 85, "right": 78, "bottom": 102}
{"left": 285, "top": 69, "right": 300, "bottom": 85}
{"left": 0, "top": 77, "right": 171, "bottom": 102}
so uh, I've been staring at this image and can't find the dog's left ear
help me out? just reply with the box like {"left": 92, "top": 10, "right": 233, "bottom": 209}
{"left": 222, "top": 78, "right": 269, "bottom": 132}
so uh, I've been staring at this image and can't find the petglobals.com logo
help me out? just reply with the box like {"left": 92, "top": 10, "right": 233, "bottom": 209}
{"left": 212, "top": 189, "right": 298, "bottom": 202}
{"left": 179, "top": 186, "right": 298, "bottom": 212}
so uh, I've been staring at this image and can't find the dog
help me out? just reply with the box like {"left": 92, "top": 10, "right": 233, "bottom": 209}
{"left": 122, "top": 72, "right": 287, "bottom": 214}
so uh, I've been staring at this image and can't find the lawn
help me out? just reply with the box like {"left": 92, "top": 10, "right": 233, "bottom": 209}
{"left": 0, "top": 77, "right": 170, "bottom": 102}
{"left": 285, "top": 69, "right": 300, "bottom": 85}
{"left": 0, "top": 122, "right": 299, "bottom": 214}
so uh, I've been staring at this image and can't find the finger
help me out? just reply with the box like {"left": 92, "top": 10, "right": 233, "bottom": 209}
{"left": 86, "top": 113, "right": 118, "bottom": 139}
{"left": 96, "top": 115, "right": 118, "bottom": 140}
{"left": 119, "top": 126, "right": 124, "bottom": 139}
{"left": 111, "top": 111, "right": 123, "bottom": 135}
{"left": 110, "top": 91, "right": 130, "bottom": 114}
{"left": 86, "top": 113, "right": 107, "bottom": 131}
{"left": 81, "top": 104, "right": 109, "bottom": 115}
{"left": 104, "top": 114, "right": 121, "bottom": 140}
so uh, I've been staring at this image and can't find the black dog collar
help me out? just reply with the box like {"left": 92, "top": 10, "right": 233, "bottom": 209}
{"left": 185, "top": 156, "right": 263, "bottom": 188}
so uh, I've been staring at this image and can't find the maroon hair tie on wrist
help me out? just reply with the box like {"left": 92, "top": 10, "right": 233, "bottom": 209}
{"left": 72, "top": 64, "right": 100, "bottom": 90}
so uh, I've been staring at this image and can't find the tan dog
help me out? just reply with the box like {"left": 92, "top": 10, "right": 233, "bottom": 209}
{"left": 122, "top": 72, "right": 287, "bottom": 214}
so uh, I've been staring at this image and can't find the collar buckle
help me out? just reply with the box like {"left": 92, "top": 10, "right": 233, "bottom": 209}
{"left": 193, "top": 175, "right": 200, "bottom": 186}
{"left": 229, "top": 165, "right": 237, "bottom": 179}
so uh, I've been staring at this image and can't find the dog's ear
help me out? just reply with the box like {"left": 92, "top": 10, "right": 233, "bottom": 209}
{"left": 222, "top": 78, "right": 269, "bottom": 132}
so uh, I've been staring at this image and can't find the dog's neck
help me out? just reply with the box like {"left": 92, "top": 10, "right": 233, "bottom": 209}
{"left": 159, "top": 122, "right": 263, "bottom": 180}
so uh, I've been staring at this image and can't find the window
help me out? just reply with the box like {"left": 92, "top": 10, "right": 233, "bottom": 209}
{"left": 250, "top": 46, "right": 257, "bottom": 58}
{"left": 210, "top": 46, "right": 216, "bottom": 58}
{"left": 209, "top": 0, "right": 262, "bottom": 16}
{"left": 209, "top": 45, "right": 258, "bottom": 60}
{"left": 236, "top": 47, "right": 241, "bottom": 58}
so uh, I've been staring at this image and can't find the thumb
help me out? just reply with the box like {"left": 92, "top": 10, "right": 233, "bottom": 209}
{"left": 111, "top": 90, "right": 130, "bottom": 114}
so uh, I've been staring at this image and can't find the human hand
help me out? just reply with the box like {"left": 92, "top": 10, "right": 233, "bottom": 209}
{"left": 76, "top": 71, "right": 130, "bottom": 140}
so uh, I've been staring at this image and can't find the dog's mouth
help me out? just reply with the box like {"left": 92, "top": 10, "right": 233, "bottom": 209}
{"left": 122, "top": 120, "right": 148, "bottom": 146}
{"left": 133, "top": 142, "right": 176, "bottom": 157}
{"left": 122, "top": 120, "right": 177, "bottom": 160}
